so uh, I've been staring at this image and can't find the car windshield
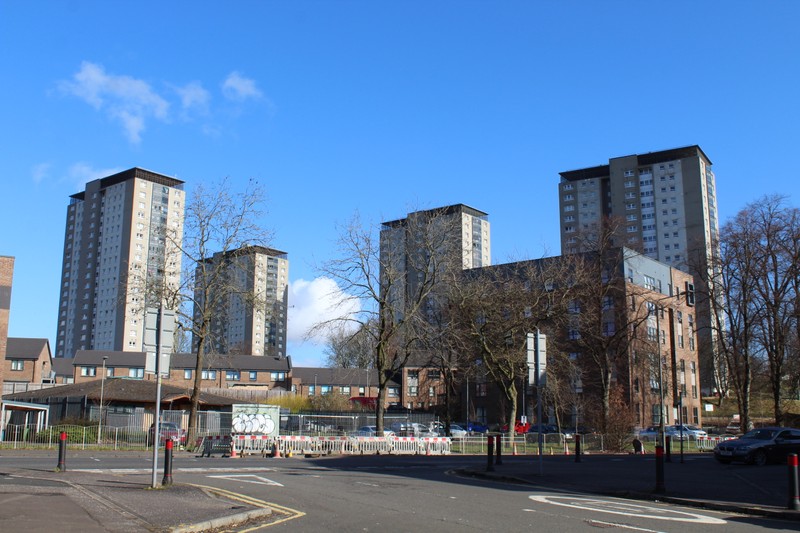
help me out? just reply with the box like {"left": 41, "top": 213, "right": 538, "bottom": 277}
{"left": 741, "top": 429, "right": 777, "bottom": 440}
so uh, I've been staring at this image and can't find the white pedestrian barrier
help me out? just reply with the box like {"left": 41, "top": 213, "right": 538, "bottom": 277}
{"left": 233, "top": 434, "right": 274, "bottom": 456}
{"left": 695, "top": 435, "right": 734, "bottom": 452}
{"left": 202, "top": 434, "right": 453, "bottom": 457}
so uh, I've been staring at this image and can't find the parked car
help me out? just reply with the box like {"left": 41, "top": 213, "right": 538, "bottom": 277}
{"left": 390, "top": 422, "right": 437, "bottom": 437}
{"left": 458, "top": 421, "right": 488, "bottom": 434}
{"left": 447, "top": 424, "right": 468, "bottom": 438}
{"left": 714, "top": 427, "right": 800, "bottom": 465}
{"left": 637, "top": 425, "right": 704, "bottom": 442}
{"left": 147, "top": 422, "right": 186, "bottom": 446}
{"left": 669, "top": 424, "right": 707, "bottom": 439}
{"left": 430, "top": 422, "right": 467, "bottom": 438}
{"left": 348, "top": 426, "right": 396, "bottom": 437}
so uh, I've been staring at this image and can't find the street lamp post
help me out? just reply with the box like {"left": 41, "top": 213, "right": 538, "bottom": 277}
{"left": 97, "top": 356, "right": 108, "bottom": 445}
{"left": 655, "top": 305, "right": 666, "bottom": 451}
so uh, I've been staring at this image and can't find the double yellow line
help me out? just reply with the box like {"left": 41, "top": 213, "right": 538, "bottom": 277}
{"left": 187, "top": 483, "right": 306, "bottom": 530}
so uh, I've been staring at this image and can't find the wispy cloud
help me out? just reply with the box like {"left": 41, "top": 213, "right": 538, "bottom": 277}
{"left": 288, "top": 277, "right": 361, "bottom": 345}
{"left": 173, "top": 81, "right": 211, "bottom": 115}
{"left": 67, "top": 162, "right": 124, "bottom": 190}
{"left": 222, "top": 71, "right": 263, "bottom": 101}
{"left": 59, "top": 61, "right": 169, "bottom": 144}
{"left": 59, "top": 62, "right": 268, "bottom": 142}
{"left": 31, "top": 163, "right": 51, "bottom": 185}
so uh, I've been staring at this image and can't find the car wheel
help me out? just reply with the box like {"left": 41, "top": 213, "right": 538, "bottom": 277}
{"left": 752, "top": 449, "right": 768, "bottom": 466}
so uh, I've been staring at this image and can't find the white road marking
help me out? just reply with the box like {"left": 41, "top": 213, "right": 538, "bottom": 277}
{"left": 71, "top": 467, "right": 276, "bottom": 474}
{"left": 586, "top": 519, "right": 664, "bottom": 532}
{"left": 528, "top": 495, "right": 726, "bottom": 524}
{"left": 207, "top": 474, "right": 284, "bottom": 486}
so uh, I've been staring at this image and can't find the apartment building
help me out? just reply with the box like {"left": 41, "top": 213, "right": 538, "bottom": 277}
{"left": 68, "top": 350, "right": 291, "bottom": 390}
{"left": 381, "top": 204, "right": 491, "bottom": 272}
{"left": 193, "top": 246, "right": 289, "bottom": 358}
{"left": 558, "top": 146, "right": 719, "bottom": 392}
{"left": 55, "top": 168, "right": 185, "bottom": 358}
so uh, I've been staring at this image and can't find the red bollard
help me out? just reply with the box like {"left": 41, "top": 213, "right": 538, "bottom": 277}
{"left": 788, "top": 453, "right": 800, "bottom": 511}
{"left": 57, "top": 431, "right": 67, "bottom": 472}
{"left": 495, "top": 434, "right": 503, "bottom": 465}
{"left": 162, "top": 439, "right": 174, "bottom": 486}
{"left": 654, "top": 445, "right": 665, "bottom": 493}
{"left": 486, "top": 435, "right": 495, "bottom": 472}
{"left": 665, "top": 435, "right": 672, "bottom": 462}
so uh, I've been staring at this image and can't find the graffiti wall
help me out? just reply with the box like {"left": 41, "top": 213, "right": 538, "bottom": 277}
{"left": 231, "top": 404, "right": 280, "bottom": 437}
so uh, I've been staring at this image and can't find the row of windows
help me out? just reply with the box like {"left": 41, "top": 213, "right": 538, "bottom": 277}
{"left": 76, "top": 367, "right": 288, "bottom": 381}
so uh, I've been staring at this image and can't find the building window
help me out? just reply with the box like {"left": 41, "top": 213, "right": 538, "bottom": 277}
{"left": 249, "top": 371, "right": 258, "bottom": 381}
{"left": 358, "top": 386, "right": 366, "bottom": 397}
{"left": 476, "top": 383, "right": 487, "bottom": 397}
{"left": 388, "top": 387, "right": 400, "bottom": 398}
{"left": 81, "top": 366, "right": 97, "bottom": 377}
{"left": 340, "top": 386, "right": 351, "bottom": 395}
{"left": 184, "top": 369, "right": 192, "bottom": 380}
{"left": 408, "top": 386, "right": 418, "bottom": 397}
{"left": 428, "top": 370, "right": 441, "bottom": 380}
{"left": 270, "top": 371, "right": 287, "bottom": 381}
{"left": 10, "top": 360, "right": 24, "bottom": 371}
{"left": 226, "top": 371, "right": 240, "bottom": 381}
{"left": 201, "top": 370, "right": 217, "bottom": 380}
{"left": 128, "top": 368, "right": 144, "bottom": 379}
{"left": 308, "top": 385, "right": 316, "bottom": 396}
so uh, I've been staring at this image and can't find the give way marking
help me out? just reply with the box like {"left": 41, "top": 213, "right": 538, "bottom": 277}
{"left": 207, "top": 474, "right": 284, "bottom": 486}
{"left": 528, "top": 495, "right": 726, "bottom": 524}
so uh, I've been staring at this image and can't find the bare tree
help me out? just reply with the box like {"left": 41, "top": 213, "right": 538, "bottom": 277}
{"left": 450, "top": 257, "right": 575, "bottom": 434}
{"left": 324, "top": 321, "right": 375, "bottom": 369}
{"left": 738, "top": 196, "right": 799, "bottom": 425}
{"left": 164, "top": 178, "right": 272, "bottom": 443}
{"left": 313, "top": 209, "right": 458, "bottom": 435}
{"left": 710, "top": 208, "right": 762, "bottom": 431}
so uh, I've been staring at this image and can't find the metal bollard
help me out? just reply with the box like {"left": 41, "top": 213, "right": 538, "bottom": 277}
{"left": 665, "top": 435, "right": 672, "bottom": 463}
{"left": 162, "top": 439, "right": 174, "bottom": 486}
{"left": 495, "top": 434, "right": 503, "bottom": 465}
{"left": 575, "top": 434, "right": 582, "bottom": 463}
{"left": 486, "top": 435, "right": 495, "bottom": 472}
{"left": 654, "top": 445, "right": 665, "bottom": 493}
{"left": 57, "top": 431, "right": 67, "bottom": 472}
{"left": 788, "top": 453, "right": 800, "bottom": 511}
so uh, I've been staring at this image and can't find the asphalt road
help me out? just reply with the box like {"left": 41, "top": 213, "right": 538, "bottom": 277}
{"left": 2, "top": 452, "right": 795, "bottom": 532}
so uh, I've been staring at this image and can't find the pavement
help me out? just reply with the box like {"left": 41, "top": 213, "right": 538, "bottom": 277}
{"left": 0, "top": 449, "right": 277, "bottom": 532}
{"left": 0, "top": 448, "right": 798, "bottom": 531}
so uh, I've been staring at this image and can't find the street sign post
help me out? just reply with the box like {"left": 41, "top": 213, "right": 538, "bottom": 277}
{"left": 143, "top": 306, "right": 175, "bottom": 488}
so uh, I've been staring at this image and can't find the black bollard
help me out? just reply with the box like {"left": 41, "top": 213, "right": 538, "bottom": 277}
{"left": 57, "top": 431, "right": 67, "bottom": 472}
{"left": 575, "top": 434, "right": 582, "bottom": 463}
{"left": 162, "top": 439, "right": 174, "bottom": 486}
{"left": 788, "top": 453, "right": 800, "bottom": 510}
{"left": 495, "top": 434, "right": 503, "bottom": 465}
{"left": 486, "top": 435, "right": 495, "bottom": 472}
{"left": 654, "top": 445, "right": 665, "bottom": 493}
{"left": 665, "top": 435, "right": 671, "bottom": 463}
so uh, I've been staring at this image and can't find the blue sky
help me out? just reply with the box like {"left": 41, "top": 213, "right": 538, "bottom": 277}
{"left": 2, "top": 2, "right": 798, "bottom": 367}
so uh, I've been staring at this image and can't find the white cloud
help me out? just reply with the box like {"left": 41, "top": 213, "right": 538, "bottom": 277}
{"left": 60, "top": 61, "right": 169, "bottom": 144}
{"left": 66, "top": 162, "right": 124, "bottom": 190}
{"left": 222, "top": 71, "right": 263, "bottom": 101}
{"left": 31, "top": 163, "right": 51, "bottom": 185}
{"left": 288, "top": 277, "right": 361, "bottom": 346}
{"left": 173, "top": 81, "right": 210, "bottom": 114}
